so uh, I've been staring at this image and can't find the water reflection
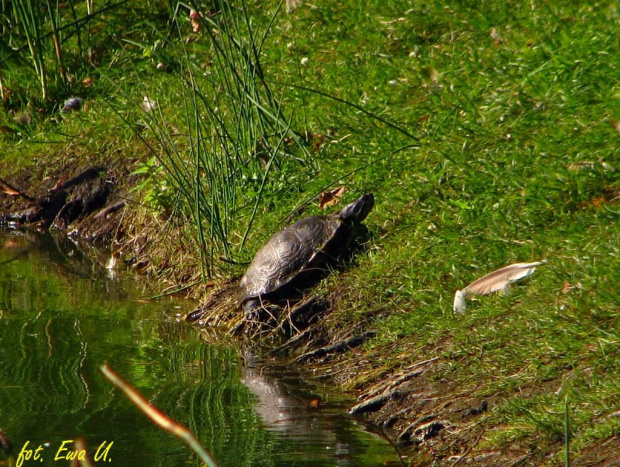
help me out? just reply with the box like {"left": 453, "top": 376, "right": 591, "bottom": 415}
{"left": 241, "top": 361, "right": 394, "bottom": 466}
{"left": 0, "top": 230, "right": 398, "bottom": 466}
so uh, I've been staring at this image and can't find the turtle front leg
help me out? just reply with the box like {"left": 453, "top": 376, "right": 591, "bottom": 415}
{"left": 231, "top": 299, "right": 262, "bottom": 336}
{"left": 243, "top": 298, "right": 261, "bottom": 321}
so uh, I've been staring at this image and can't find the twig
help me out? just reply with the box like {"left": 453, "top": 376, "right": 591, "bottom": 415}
{"left": 100, "top": 364, "right": 218, "bottom": 467}
{"left": 70, "top": 438, "right": 93, "bottom": 467}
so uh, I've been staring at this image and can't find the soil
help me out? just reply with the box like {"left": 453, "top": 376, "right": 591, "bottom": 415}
{"left": 1, "top": 158, "right": 618, "bottom": 466}
{"left": 0, "top": 152, "right": 138, "bottom": 247}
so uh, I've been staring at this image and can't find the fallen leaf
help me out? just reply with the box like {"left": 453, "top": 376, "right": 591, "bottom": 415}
{"left": 306, "top": 398, "right": 321, "bottom": 408}
{"left": 0, "top": 185, "right": 20, "bottom": 196}
{"left": 190, "top": 9, "right": 201, "bottom": 32}
{"left": 417, "top": 114, "right": 430, "bottom": 123}
{"left": 0, "top": 178, "right": 30, "bottom": 198}
{"left": 561, "top": 281, "right": 575, "bottom": 294}
{"left": 319, "top": 186, "right": 346, "bottom": 209}
{"left": 311, "top": 133, "right": 325, "bottom": 152}
{"left": 587, "top": 196, "right": 606, "bottom": 209}
{"left": 51, "top": 175, "right": 68, "bottom": 191}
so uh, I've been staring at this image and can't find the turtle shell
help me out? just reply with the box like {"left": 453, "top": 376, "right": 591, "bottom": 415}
{"left": 238, "top": 213, "right": 350, "bottom": 305}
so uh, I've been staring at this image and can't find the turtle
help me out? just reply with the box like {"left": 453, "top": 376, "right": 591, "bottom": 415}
{"left": 238, "top": 193, "right": 374, "bottom": 320}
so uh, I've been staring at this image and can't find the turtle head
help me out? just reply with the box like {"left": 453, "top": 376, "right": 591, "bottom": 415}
{"left": 339, "top": 193, "right": 374, "bottom": 223}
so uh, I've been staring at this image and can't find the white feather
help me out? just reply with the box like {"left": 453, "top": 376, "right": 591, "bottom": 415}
{"left": 453, "top": 289, "right": 467, "bottom": 313}
{"left": 453, "top": 261, "right": 546, "bottom": 313}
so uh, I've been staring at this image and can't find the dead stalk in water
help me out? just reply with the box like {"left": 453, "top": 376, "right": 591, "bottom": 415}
{"left": 100, "top": 364, "right": 218, "bottom": 467}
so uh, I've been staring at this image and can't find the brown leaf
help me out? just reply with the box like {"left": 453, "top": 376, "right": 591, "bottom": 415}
{"left": 0, "top": 184, "right": 20, "bottom": 196}
{"left": 51, "top": 175, "right": 68, "bottom": 191}
{"left": 589, "top": 196, "right": 606, "bottom": 209}
{"left": 417, "top": 114, "right": 429, "bottom": 123}
{"left": 306, "top": 398, "right": 321, "bottom": 408}
{"left": 313, "top": 133, "right": 325, "bottom": 152}
{"left": 562, "top": 281, "right": 582, "bottom": 294}
{"left": 0, "top": 178, "right": 32, "bottom": 199}
{"left": 562, "top": 281, "right": 574, "bottom": 294}
{"left": 190, "top": 9, "right": 201, "bottom": 32}
{"left": 319, "top": 186, "right": 346, "bottom": 209}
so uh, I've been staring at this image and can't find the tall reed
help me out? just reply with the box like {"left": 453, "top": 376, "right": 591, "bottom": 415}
{"left": 1, "top": 0, "right": 128, "bottom": 103}
{"left": 138, "top": 1, "right": 311, "bottom": 277}
{"left": 9, "top": 0, "right": 50, "bottom": 100}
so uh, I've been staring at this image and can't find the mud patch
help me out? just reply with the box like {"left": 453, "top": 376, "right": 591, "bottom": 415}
{"left": 1, "top": 163, "right": 124, "bottom": 242}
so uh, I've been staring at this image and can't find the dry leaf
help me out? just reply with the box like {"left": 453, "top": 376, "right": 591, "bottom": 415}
{"left": 189, "top": 9, "right": 201, "bottom": 32}
{"left": 562, "top": 281, "right": 574, "bottom": 294}
{"left": 306, "top": 398, "right": 321, "bottom": 408}
{"left": 0, "top": 176, "right": 34, "bottom": 201}
{"left": 453, "top": 260, "right": 546, "bottom": 313}
{"left": 0, "top": 180, "right": 22, "bottom": 196}
{"left": 562, "top": 281, "right": 582, "bottom": 294}
{"left": 319, "top": 186, "right": 346, "bottom": 209}
{"left": 51, "top": 175, "right": 68, "bottom": 192}
{"left": 312, "top": 133, "right": 325, "bottom": 152}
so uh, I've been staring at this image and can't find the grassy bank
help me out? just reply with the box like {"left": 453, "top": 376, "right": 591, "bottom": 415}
{"left": 1, "top": 0, "right": 619, "bottom": 463}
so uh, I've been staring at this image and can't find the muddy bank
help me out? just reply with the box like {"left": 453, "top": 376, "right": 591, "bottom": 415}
{"left": 0, "top": 155, "right": 188, "bottom": 279}
{"left": 2, "top": 160, "right": 617, "bottom": 466}
{"left": 0, "top": 158, "right": 129, "bottom": 245}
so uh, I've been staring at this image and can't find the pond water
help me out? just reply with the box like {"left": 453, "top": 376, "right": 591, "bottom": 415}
{"left": 0, "top": 230, "right": 400, "bottom": 466}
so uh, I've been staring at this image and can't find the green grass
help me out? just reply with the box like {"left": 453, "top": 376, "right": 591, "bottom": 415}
{"left": 2, "top": 0, "right": 620, "bottom": 461}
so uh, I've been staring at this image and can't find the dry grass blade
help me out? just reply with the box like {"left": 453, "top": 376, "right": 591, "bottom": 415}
{"left": 69, "top": 438, "right": 93, "bottom": 467}
{"left": 100, "top": 364, "right": 218, "bottom": 467}
{"left": 453, "top": 261, "right": 546, "bottom": 313}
